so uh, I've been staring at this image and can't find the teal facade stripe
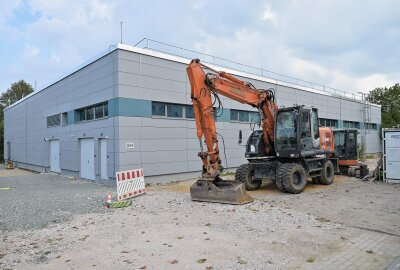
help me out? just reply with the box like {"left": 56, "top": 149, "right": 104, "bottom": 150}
{"left": 109, "top": 98, "right": 152, "bottom": 118}
{"left": 67, "top": 111, "right": 75, "bottom": 124}
{"left": 108, "top": 99, "right": 116, "bottom": 117}
{"left": 338, "top": 120, "right": 344, "bottom": 128}
{"left": 216, "top": 108, "right": 231, "bottom": 122}
{"left": 74, "top": 110, "right": 81, "bottom": 123}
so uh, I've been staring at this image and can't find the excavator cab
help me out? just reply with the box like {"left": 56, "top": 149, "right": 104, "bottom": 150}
{"left": 246, "top": 106, "right": 330, "bottom": 159}
{"left": 275, "top": 106, "right": 326, "bottom": 158}
{"left": 333, "top": 129, "right": 360, "bottom": 173}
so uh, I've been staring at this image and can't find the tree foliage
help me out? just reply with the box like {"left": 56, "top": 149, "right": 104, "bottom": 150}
{"left": 369, "top": 83, "right": 400, "bottom": 128}
{"left": 0, "top": 80, "right": 34, "bottom": 161}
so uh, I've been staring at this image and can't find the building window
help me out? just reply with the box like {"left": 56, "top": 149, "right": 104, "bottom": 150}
{"left": 61, "top": 112, "right": 68, "bottom": 126}
{"left": 343, "top": 121, "right": 360, "bottom": 129}
{"left": 167, "top": 103, "right": 183, "bottom": 118}
{"left": 239, "top": 111, "right": 249, "bottom": 122}
{"left": 152, "top": 102, "right": 165, "bottom": 116}
{"left": 230, "top": 110, "right": 239, "bottom": 121}
{"left": 86, "top": 107, "right": 94, "bottom": 120}
{"left": 365, "top": 123, "right": 377, "bottom": 130}
{"left": 47, "top": 114, "right": 61, "bottom": 127}
{"left": 319, "top": 118, "right": 338, "bottom": 128}
{"left": 185, "top": 106, "right": 195, "bottom": 119}
{"left": 152, "top": 102, "right": 195, "bottom": 119}
{"left": 230, "top": 109, "right": 259, "bottom": 123}
{"left": 95, "top": 105, "right": 104, "bottom": 119}
{"left": 77, "top": 102, "right": 108, "bottom": 122}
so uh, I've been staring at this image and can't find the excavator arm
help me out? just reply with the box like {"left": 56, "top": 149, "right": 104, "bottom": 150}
{"left": 187, "top": 59, "right": 277, "bottom": 180}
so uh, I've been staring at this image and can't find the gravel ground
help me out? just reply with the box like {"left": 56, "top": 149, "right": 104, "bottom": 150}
{"left": 0, "top": 163, "right": 399, "bottom": 270}
{"left": 1, "top": 191, "right": 348, "bottom": 270}
{"left": 0, "top": 171, "right": 113, "bottom": 231}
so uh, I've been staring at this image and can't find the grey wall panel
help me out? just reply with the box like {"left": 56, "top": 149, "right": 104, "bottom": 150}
{"left": 140, "top": 75, "right": 186, "bottom": 93}
{"left": 141, "top": 126, "right": 188, "bottom": 140}
{"left": 118, "top": 72, "right": 141, "bottom": 87}
{"left": 118, "top": 85, "right": 141, "bottom": 98}
{"left": 117, "top": 151, "right": 142, "bottom": 166}
{"left": 142, "top": 118, "right": 190, "bottom": 128}
{"left": 365, "top": 132, "right": 381, "bottom": 153}
{"left": 370, "top": 106, "right": 381, "bottom": 123}
{"left": 142, "top": 161, "right": 188, "bottom": 176}
{"left": 141, "top": 88, "right": 189, "bottom": 104}
{"left": 141, "top": 139, "right": 187, "bottom": 152}
{"left": 118, "top": 58, "right": 141, "bottom": 74}
{"left": 141, "top": 150, "right": 187, "bottom": 164}
{"left": 140, "top": 63, "right": 187, "bottom": 82}
{"left": 118, "top": 127, "right": 142, "bottom": 140}
{"left": 139, "top": 54, "right": 187, "bottom": 71}
{"left": 88, "top": 87, "right": 113, "bottom": 105}
{"left": 4, "top": 51, "right": 118, "bottom": 179}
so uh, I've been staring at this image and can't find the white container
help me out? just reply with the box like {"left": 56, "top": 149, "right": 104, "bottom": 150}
{"left": 382, "top": 128, "right": 400, "bottom": 183}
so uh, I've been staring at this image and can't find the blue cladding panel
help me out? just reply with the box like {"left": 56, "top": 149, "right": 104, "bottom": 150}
{"left": 338, "top": 120, "right": 344, "bottom": 128}
{"left": 108, "top": 99, "right": 116, "bottom": 117}
{"left": 109, "top": 98, "right": 152, "bottom": 118}
{"left": 216, "top": 108, "right": 230, "bottom": 122}
{"left": 67, "top": 111, "right": 75, "bottom": 124}
{"left": 74, "top": 110, "right": 81, "bottom": 123}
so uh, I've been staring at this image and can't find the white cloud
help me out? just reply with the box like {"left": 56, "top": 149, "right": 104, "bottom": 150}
{"left": 0, "top": 0, "right": 399, "bottom": 95}
{"left": 50, "top": 54, "right": 61, "bottom": 63}
{"left": 192, "top": 0, "right": 207, "bottom": 10}
{"left": 23, "top": 44, "right": 40, "bottom": 58}
{"left": 260, "top": 6, "right": 277, "bottom": 25}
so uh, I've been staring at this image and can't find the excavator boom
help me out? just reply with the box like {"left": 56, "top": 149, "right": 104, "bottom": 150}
{"left": 186, "top": 59, "right": 277, "bottom": 204}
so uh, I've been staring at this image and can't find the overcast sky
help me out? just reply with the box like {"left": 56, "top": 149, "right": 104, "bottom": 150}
{"left": 1, "top": 0, "right": 399, "bottom": 95}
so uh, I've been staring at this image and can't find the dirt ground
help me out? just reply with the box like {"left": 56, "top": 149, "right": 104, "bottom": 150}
{"left": 152, "top": 174, "right": 399, "bottom": 236}
{"left": 0, "top": 163, "right": 399, "bottom": 270}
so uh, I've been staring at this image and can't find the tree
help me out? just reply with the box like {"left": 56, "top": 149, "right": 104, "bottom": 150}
{"left": 369, "top": 83, "right": 400, "bottom": 128}
{"left": 0, "top": 80, "right": 34, "bottom": 161}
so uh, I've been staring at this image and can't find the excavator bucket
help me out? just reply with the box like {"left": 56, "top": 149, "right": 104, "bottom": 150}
{"left": 190, "top": 179, "right": 254, "bottom": 205}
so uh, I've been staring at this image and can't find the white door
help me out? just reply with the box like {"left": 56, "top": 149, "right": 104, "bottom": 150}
{"left": 6, "top": 142, "right": 11, "bottom": 160}
{"left": 50, "top": 140, "right": 60, "bottom": 173}
{"left": 80, "top": 138, "right": 95, "bottom": 180}
{"left": 385, "top": 131, "right": 400, "bottom": 180}
{"left": 100, "top": 139, "right": 108, "bottom": 179}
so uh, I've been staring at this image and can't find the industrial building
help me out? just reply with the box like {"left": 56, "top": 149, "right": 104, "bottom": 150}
{"left": 4, "top": 41, "right": 382, "bottom": 184}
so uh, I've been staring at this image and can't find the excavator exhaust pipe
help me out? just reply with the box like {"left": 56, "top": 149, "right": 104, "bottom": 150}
{"left": 190, "top": 178, "right": 254, "bottom": 205}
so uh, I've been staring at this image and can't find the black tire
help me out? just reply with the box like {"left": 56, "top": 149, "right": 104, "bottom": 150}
{"left": 278, "top": 163, "right": 307, "bottom": 194}
{"left": 319, "top": 160, "right": 334, "bottom": 185}
{"left": 275, "top": 162, "right": 288, "bottom": 192}
{"left": 235, "top": 164, "right": 261, "bottom": 191}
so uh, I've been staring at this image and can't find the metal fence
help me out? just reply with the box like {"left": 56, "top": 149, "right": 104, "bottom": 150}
{"left": 134, "top": 38, "right": 362, "bottom": 101}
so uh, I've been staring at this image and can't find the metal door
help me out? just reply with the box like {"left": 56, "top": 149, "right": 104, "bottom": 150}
{"left": 80, "top": 138, "right": 95, "bottom": 180}
{"left": 6, "top": 142, "right": 11, "bottom": 160}
{"left": 385, "top": 131, "right": 400, "bottom": 180}
{"left": 50, "top": 140, "right": 60, "bottom": 173}
{"left": 100, "top": 139, "right": 108, "bottom": 179}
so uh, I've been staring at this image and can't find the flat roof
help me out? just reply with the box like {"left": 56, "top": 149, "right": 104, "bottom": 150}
{"left": 6, "top": 42, "right": 381, "bottom": 110}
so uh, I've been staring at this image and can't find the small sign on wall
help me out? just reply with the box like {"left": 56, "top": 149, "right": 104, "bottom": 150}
{"left": 126, "top": 142, "right": 135, "bottom": 149}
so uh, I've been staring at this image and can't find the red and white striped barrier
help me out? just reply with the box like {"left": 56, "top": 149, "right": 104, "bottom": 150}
{"left": 116, "top": 168, "right": 145, "bottom": 201}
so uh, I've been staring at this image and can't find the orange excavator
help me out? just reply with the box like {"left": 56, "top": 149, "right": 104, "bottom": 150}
{"left": 187, "top": 59, "right": 338, "bottom": 204}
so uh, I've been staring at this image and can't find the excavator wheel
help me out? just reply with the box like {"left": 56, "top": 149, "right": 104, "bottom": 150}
{"left": 236, "top": 164, "right": 261, "bottom": 191}
{"left": 318, "top": 160, "right": 334, "bottom": 185}
{"left": 275, "top": 162, "right": 288, "bottom": 192}
{"left": 278, "top": 163, "right": 307, "bottom": 194}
